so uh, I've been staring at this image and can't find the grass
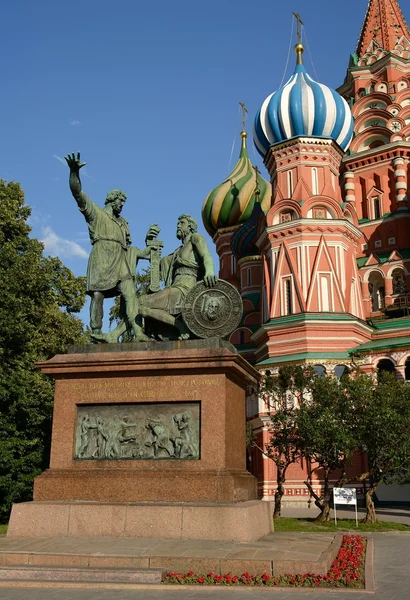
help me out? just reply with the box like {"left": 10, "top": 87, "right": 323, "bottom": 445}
{"left": 274, "top": 517, "right": 410, "bottom": 532}
{"left": 0, "top": 524, "right": 7, "bottom": 535}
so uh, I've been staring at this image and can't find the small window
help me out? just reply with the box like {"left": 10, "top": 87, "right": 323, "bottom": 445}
{"left": 239, "top": 330, "right": 245, "bottom": 345}
{"left": 247, "top": 268, "right": 251, "bottom": 286}
{"left": 231, "top": 255, "right": 236, "bottom": 273}
{"left": 388, "top": 237, "right": 396, "bottom": 245}
{"left": 284, "top": 279, "right": 292, "bottom": 316}
{"left": 362, "top": 243, "right": 368, "bottom": 251}
{"left": 287, "top": 171, "right": 294, "bottom": 197}
{"left": 312, "top": 168, "right": 319, "bottom": 195}
{"left": 375, "top": 240, "right": 382, "bottom": 248}
{"left": 373, "top": 197, "right": 381, "bottom": 220}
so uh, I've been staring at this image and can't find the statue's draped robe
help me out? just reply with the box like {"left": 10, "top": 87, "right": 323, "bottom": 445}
{"left": 80, "top": 198, "right": 134, "bottom": 297}
{"left": 140, "top": 241, "right": 203, "bottom": 314}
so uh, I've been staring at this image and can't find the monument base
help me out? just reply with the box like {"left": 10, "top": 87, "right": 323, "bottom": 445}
{"left": 8, "top": 500, "right": 273, "bottom": 543}
{"left": 8, "top": 340, "right": 271, "bottom": 543}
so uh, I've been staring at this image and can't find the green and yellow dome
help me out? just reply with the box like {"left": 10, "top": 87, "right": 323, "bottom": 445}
{"left": 202, "top": 131, "right": 272, "bottom": 237}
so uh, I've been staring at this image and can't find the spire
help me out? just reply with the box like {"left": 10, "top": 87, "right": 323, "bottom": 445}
{"left": 292, "top": 12, "right": 305, "bottom": 65}
{"left": 239, "top": 102, "right": 249, "bottom": 157}
{"left": 356, "top": 0, "right": 410, "bottom": 59}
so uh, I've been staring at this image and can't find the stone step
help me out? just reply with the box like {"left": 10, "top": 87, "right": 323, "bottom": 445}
{"left": 0, "top": 565, "right": 165, "bottom": 584}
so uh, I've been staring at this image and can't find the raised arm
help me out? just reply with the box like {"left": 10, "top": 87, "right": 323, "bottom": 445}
{"left": 64, "top": 152, "right": 91, "bottom": 211}
{"left": 191, "top": 233, "right": 218, "bottom": 288}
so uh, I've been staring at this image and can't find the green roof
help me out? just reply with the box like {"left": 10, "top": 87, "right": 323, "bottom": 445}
{"left": 357, "top": 249, "right": 410, "bottom": 268}
{"left": 372, "top": 317, "right": 410, "bottom": 331}
{"left": 262, "top": 313, "right": 368, "bottom": 327}
{"left": 350, "top": 336, "right": 410, "bottom": 355}
{"left": 257, "top": 352, "right": 350, "bottom": 366}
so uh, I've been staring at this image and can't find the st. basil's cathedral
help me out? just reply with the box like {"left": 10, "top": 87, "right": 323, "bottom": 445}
{"left": 202, "top": 0, "right": 410, "bottom": 504}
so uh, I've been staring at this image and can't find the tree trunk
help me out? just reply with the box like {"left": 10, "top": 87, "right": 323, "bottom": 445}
{"left": 314, "top": 467, "right": 331, "bottom": 522}
{"left": 315, "top": 502, "right": 331, "bottom": 522}
{"left": 273, "top": 489, "right": 283, "bottom": 518}
{"left": 273, "top": 469, "right": 286, "bottom": 518}
{"left": 362, "top": 485, "right": 378, "bottom": 524}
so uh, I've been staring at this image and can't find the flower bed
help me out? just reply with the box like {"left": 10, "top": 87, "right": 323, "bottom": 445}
{"left": 162, "top": 535, "right": 366, "bottom": 588}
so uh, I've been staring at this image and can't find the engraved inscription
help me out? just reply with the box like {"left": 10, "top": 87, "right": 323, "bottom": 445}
{"left": 75, "top": 403, "right": 200, "bottom": 461}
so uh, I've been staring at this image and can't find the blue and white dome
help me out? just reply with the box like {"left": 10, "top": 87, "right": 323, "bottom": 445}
{"left": 253, "top": 63, "right": 354, "bottom": 158}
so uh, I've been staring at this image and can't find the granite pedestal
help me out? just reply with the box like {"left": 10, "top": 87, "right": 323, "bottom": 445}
{"left": 8, "top": 339, "right": 273, "bottom": 542}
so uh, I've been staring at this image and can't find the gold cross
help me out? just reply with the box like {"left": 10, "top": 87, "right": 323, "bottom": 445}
{"left": 239, "top": 102, "right": 248, "bottom": 131}
{"left": 293, "top": 12, "right": 304, "bottom": 45}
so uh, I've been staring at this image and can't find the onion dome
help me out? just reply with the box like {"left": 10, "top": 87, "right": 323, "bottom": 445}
{"left": 231, "top": 202, "right": 262, "bottom": 259}
{"left": 253, "top": 43, "right": 354, "bottom": 158}
{"left": 202, "top": 131, "right": 272, "bottom": 237}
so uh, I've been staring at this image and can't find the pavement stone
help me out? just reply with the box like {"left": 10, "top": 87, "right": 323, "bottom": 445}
{"left": 0, "top": 532, "right": 408, "bottom": 599}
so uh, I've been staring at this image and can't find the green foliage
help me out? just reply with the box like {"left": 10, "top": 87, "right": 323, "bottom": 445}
{"left": 297, "top": 374, "right": 361, "bottom": 519}
{"left": 258, "top": 367, "right": 311, "bottom": 516}
{"left": 0, "top": 180, "right": 87, "bottom": 520}
{"left": 262, "top": 365, "right": 410, "bottom": 523}
{"left": 273, "top": 517, "right": 409, "bottom": 532}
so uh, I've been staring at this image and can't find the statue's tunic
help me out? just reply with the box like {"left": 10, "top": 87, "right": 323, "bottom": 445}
{"left": 140, "top": 239, "right": 202, "bottom": 314}
{"left": 80, "top": 198, "right": 132, "bottom": 296}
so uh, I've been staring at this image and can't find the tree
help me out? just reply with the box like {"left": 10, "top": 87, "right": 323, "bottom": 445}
{"left": 348, "top": 372, "right": 410, "bottom": 523}
{"left": 0, "top": 180, "right": 87, "bottom": 520}
{"left": 297, "top": 374, "right": 360, "bottom": 522}
{"left": 255, "top": 366, "right": 308, "bottom": 518}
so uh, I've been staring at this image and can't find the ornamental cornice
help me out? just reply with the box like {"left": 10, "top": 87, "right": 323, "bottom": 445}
{"left": 213, "top": 225, "right": 242, "bottom": 240}
{"left": 264, "top": 136, "right": 344, "bottom": 160}
{"left": 342, "top": 141, "right": 410, "bottom": 171}
{"left": 264, "top": 219, "right": 362, "bottom": 241}
{"left": 237, "top": 255, "right": 262, "bottom": 266}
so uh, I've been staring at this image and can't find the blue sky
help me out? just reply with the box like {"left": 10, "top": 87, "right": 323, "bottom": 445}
{"left": 0, "top": 0, "right": 375, "bottom": 323}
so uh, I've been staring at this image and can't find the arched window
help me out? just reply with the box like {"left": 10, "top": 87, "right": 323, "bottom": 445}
{"left": 334, "top": 364, "right": 350, "bottom": 379}
{"left": 405, "top": 357, "right": 410, "bottom": 381}
{"left": 368, "top": 271, "right": 385, "bottom": 311}
{"left": 392, "top": 268, "right": 407, "bottom": 295}
{"left": 314, "top": 365, "right": 326, "bottom": 377}
{"left": 377, "top": 359, "right": 395, "bottom": 377}
{"left": 247, "top": 268, "right": 252, "bottom": 286}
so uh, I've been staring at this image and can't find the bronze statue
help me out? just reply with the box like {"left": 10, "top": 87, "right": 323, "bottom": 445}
{"left": 94, "top": 214, "right": 218, "bottom": 342}
{"left": 65, "top": 153, "right": 158, "bottom": 341}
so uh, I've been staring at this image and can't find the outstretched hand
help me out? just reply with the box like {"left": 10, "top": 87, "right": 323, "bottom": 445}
{"left": 204, "top": 274, "right": 218, "bottom": 288}
{"left": 65, "top": 152, "right": 87, "bottom": 172}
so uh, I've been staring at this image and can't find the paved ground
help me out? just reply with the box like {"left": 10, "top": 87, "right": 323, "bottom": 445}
{"left": 0, "top": 531, "right": 335, "bottom": 563}
{"left": 0, "top": 533, "right": 409, "bottom": 599}
{"left": 0, "top": 506, "right": 408, "bottom": 599}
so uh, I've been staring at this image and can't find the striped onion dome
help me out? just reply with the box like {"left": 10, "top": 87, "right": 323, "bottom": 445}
{"left": 202, "top": 131, "right": 272, "bottom": 237}
{"left": 231, "top": 202, "right": 262, "bottom": 260}
{"left": 253, "top": 52, "right": 354, "bottom": 158}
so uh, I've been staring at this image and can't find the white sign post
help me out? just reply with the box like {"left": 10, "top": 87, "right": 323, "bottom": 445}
{"left": 333, "top": 487, "right": 358, "bottom": 527}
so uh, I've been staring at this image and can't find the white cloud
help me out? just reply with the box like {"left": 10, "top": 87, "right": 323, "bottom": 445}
{"left": 41, "top": 226, "right": 89, "bottom": 259}
{"left": 70, "top": 120, "right": 81, "bottom": 126}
